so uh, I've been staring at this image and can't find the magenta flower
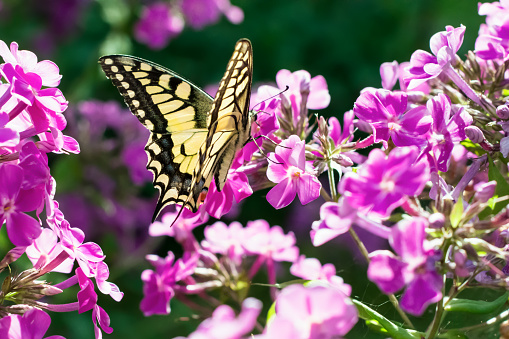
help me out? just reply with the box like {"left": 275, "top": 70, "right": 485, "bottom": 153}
{"left": 424, "top": 93, "right": 472, "bottom": 172}
{"left": 266, "top": 135, "right": 321, "bottom": 209}
{"left": 149, "top": 208, "right": 207, "bottom": 251}
{"left": 180, "top": 298, "right": 262, "bottom": 339}
{"left": 202, "top": 221, "right": 248, "bottom": 264}
{"left": 0, "top": 163, "right": 43, "bottom": 246}
{"left": 0, "top": 111, "right": 19, "bottom": 148}
{"left": 203, "top": 154, "right": 253, "bottom": 219}
{"left": 26, "top": 228, "right": 74, "bottom": 273}
{"left": 94, "top": 261, "right": 124, "bottom": 302}
{"left": 77, "top": 267, "right": 98, "bottom": 313}
{"left": 339, "top": 147, "right": 429, "bottom": 218}
{"left": 476, "top": 1, "right": 509, "bottom": 60}
{"left": 134, "top": 3, "right": 184, "bottom": 49}
{"left": 353, "top": 89, "right": 431, "bottom": 148}
{"left": 181, "top": 0, "right": 244, "bottom": 30}
{"left": 406, "top": 25, "right": 465, "bottom": 90}
{"left": 263, "top": 284, "right": 357, "bottom": 339}
{"left": 59, "top": 220, "right": 105, "bottom": 277}
{"left": 368, "top": 218, "right": 443, "bottom": 316}
{"left": 0, "top": 40, "right": 62, "bottom": 87}
{"left": 290, "top": 255, "right": 352, "bottom": 296}
{"left": 379, "top": 61, "right": 430, "bottom": 94}
{"left": 0, "top": 308, "right": 65, "bottom": 339}
{"left": 310, "top": 199, "right": 356, "bottom": 246}
{"left": 140, "top": 252, "right": 197, "bottom": 316}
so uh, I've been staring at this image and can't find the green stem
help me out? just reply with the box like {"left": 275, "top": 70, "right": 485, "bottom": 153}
{"left": 427, "top": 269, "right": 447, "bottom": 339}
{"left": 327, "top": 166, "right": 338, "bottom": 202}
{"left": 348, "top": 227, "right": 414, "bottom": 329}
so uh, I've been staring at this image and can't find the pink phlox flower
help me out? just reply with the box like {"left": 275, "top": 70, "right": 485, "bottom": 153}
{"left": 242, "top": 219, "right": 299, "bottom": 263}
{"left": 0, "top": 111, "right": 19, "bottom": 148}
{"left": 203, "top": 152, "right": 253, "bottom": 219}
{"left": 59, "top": 220, "right": 105, "bottom": 277}
{"left": 380, "top": 61, "right": 431, "bottom": 94}
{"left": 329, "top": 110, "right": 354, "bottom": 147}
{"left": 0, "top": 40, "right": 62, "bottom": 87}
{"left": 258, "top": 69, "right": 330, "bottom": 123}
{"left": 140, "top": 251, "right": 197, "bottom": 316}
{"left": 263, "top": 284, "right": 358, "bottom": 339}
{"left": 477, "top": 0, "right": 509, "bottom": 60}
{"left": 94, "top": 261, "right": 124, "bottom": 302}
{"left": 181, "top": 0, "right": 244, "bottom": 30}
{"left": 0, "top": 308, "right": 65, "bottom": 339}
{"left": 310, "top": 199, "right": 356, "bottom": 246}
{"left": 353, "top": 89, "right": 431, "bottom": 148}
{"left": 77, "top": 267, "right": 98, "bottom": 313}
{"left": 92, "top": 305, "right": 113, "bottom": 339}
{"left": 424, "top": 93, "right": 472, "bottom": 172}
{"left": 367, "top": 218, "right": 443, "bottom": 316}
{"left": 18, "top": 141, "right": 50, "bottom": 190}
{"left": 26, "top": 228, "right": 74, "bottom": 273}
{"left": 406, "top": 25, "right": 465, "bottom": 90}
{"left": 0, "top": 163, "right": 43, "bottom": 246}
{"left": 149, "top": 207, "right": 207, "bottom": 250}
{"left": 201, "top": 221, "right": 248, "bottom": 264}
{"left": 290, "top": 255, "right": 352, "bottom": 296}
{"left": 339, "top": 147, "right": 429, "bottom": 218}
{"left": 266, "top": 135, "right": 321, "bottom": 209}
{"left": 180, "top": 298, "right": 262, "bottom": 339}
{"left": 134, "top": 3, "right": 184, "bottom": 50}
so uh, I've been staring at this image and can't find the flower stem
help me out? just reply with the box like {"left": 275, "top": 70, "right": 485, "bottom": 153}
{"left": 348, "top": 227, "right": 414, "bottom": 329}
{"left": 327, "top": 165, "right": 338, "bottom": 202}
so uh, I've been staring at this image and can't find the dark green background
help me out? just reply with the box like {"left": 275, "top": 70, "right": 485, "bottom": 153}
{"left": 0, "top": 0, "right": 497, "bottom": 338}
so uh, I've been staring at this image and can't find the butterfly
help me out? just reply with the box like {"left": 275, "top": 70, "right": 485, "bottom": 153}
{"left": 99, "top": 39, "right": 253, "bottom": 221}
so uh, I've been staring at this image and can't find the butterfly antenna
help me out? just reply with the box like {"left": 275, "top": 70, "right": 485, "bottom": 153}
{"left": 250, "top": 85, "right": 289, "bottom": 112}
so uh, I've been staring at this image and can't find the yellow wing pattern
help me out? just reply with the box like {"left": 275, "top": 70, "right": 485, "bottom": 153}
{"left": 99, "top": 39, "right": 253, "bottom": 220}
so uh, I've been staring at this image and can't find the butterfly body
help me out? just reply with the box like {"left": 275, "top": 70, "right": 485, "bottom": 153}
{"left": 99, "top": 39, "right": 253, "bottom": 220}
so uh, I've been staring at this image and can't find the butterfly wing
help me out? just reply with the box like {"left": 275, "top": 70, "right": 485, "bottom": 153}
{"left": 186, "top": 39, "right": 254, "bottom": 210}
{"left": 98, "top": 55, "right": 213, "bottom": 219}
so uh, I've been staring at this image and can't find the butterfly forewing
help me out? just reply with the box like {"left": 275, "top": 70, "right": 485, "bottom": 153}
{"left": 99, "top": 55, "right": 214, "bottom": 218}
{"left": 99, "top": 39, "right": 253, "bottom": 220}
{"left": 186, "top": 39, "right": 254, "bottom": 210}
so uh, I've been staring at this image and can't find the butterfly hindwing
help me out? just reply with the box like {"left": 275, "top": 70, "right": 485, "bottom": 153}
{"left": 99, "top": 55, "right": 213, "bottom": 217}
{"left": 99, "top": 39, "right": 253, "bottom": 219}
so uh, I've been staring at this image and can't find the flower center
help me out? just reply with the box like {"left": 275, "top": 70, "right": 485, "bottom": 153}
{"left": 380, "top": 175, "right": 396, "bottom": 193}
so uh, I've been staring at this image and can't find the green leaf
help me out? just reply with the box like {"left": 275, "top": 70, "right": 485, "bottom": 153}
{"left": 353, "top": 299, "right": 424, "bottom": 339}
{"left": 266, "top": 300, "right": 276, "bottom": 324}
{"left": 444, "top": 292, "right": 509, "bottom": 314}
{"left": 450, "top": 197, "right": 463, "bottom": 228}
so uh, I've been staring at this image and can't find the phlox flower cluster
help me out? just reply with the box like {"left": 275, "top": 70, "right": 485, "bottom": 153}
{"left": 0, "top": 41, "right": 122, "bottom": 338}
{"left": 134, "top": 0, "right": 244, "bottom": 50}
{"left": 143, "top": 2, "right": 509, "bottom": 338}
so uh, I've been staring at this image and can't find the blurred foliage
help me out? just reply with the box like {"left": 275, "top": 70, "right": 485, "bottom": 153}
{"left": 0, "top": 0, "right": 496, "bottom": 338}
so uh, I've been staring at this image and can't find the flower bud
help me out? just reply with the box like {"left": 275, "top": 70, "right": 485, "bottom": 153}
{"left": 332, "top": 154, "right": 354, "bottom": 167}
{"left": 497, "top": 105, "right": 509, "bottom": 119}
{"left": 474, "top": 180, "right": 496, "bottom": 203}
{"left": 428, "top": 213, "right": 445, "bottom": 228}
{"left": 464, "top": 126, "right": 485, "bottom": 143}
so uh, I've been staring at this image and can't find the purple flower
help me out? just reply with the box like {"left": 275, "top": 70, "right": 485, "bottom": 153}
{"left": 181, "top": 0, "right": 244, "bottom": 30}
{"left": 134, "top": 3, "right": 184, "bottom": 49}
{"left": 203, "top": 154, "right": 253, "bottom": 219}
{"left": 257, "top": 69, "right": 330, "bottom": 124}
{"left": 266, "top": 135, "right": 321, "bottom": 209}
{"left": 476, "top": 1, "right": 509, "bottom": 60}
{"left": 0, "top": 308, "right": 65, "bottom": 339}
{"left": 202, "top": 221, "right": 248, "bottom": 264}
{"left": 290, "top": 255, "right": 352, "bottom": 296}
{"left": 310, "top": 200, "right": 356, "bottom": 246}
{"left": 149, "top": 208, "right": 207, "bottom": 251}
{"left": 0, "top": 163, "right": 43, "bottom": 246}
{"left": 353, "top": 89, "right": 431, "bottom": 148}
{"left": 26, "top": 228, "right": 74, "bottom": 273}
{"left": 339, "top": 147, "right": 429, "bottom": 218}
{"left": 94, "top": 261, "right": 124, "bottom": 302}
{"left": 262, "top": 284, "right": 357, "bottom": 339}
{"left": 0, "top": 40, "right": 62, "bottom": 87}
{"left": 140, "top": 252, "right": 197, "bottom": 316}
{"left": 77, "top": 267, "right": 98, "bottom": 313}
{"left": 181, "top": 298, "right": 262, "bottom": 339}
{"left": 424, "top": 93, "right": 472, "bottom": 172}
{"left": 406, "top": 25, "right": 465, "bottom": 90}
{"left": 368, "top": 217, "right": 442, "bottom": 316}
{"left": 380, "top": 61, "right": 431, "bottom": 94}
